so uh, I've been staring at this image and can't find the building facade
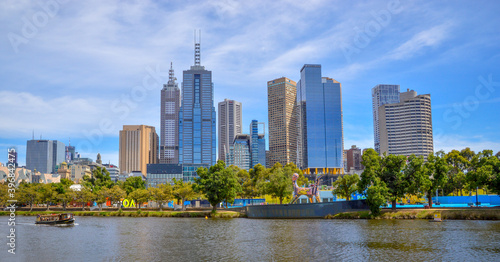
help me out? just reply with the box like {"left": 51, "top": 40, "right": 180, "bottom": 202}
{"left": 119, "top": 125, "right": 159, "bottom": 176}
{"left": 227, "top": 134, "right": 251, "bottom": 170}
{"left": 146, "top": 164, "right": 183, "bottom": 188}
{"left": 345, "top": 145, "right": 363, "bottom": 173}
{"left": 160, "top": 63, "right": 181, "bottom": 164}
{"left": 296, "top": 64, "right": 344, "bottom": 175}
{"left": 26, "top": 139, "right": 65, "bottom": 174}
{"left": 267, "top": 77, "right": 298, "bottom": 167}
{"left": 372, "top": 84, "right": 400, "bottom": 153}
{"left": 179, "top": 38, "right": 216, "bottom": 166}
{"left": 218, "top": 99, "right": 242, "bottom": 163}
{"left": 378, "top": 89, "right": 433, "bottom": 159}
{"left": 250, "top": 120, "right": 266, "bottom": 168}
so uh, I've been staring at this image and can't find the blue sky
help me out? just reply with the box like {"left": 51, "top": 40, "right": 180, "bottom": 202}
{"left": 1, "top": 0, "right": 499, "bottom": 167}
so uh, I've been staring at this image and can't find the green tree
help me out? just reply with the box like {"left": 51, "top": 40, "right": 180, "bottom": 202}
{"left": 123, "top": 176, "right": 146, "bottom": 195}
{"left": 83, "top": 166, "right": 113, "bottom": 192}
{"left": 94, "top": 187, "right": 110, "bottom": 211}
{"left": 128, "top": 188, "right": 150, "bottom": 209}
{"left": 366, "top": 178, "right": 389, "bottom": 216}
{"left": 72, "top": 186, "right": 94, "bottom": 211}
{"left": 195, "top": 160, "right": 240, "bottom": 212}
{"left": 0, "top": 183, "right": 8, "bottom": 208}
{"left": 18, "top": 183, "right": 40, "bottom": 211}
{"left": 264, "top": 163, "right": 294, "bottom": 204}
{"left": 53, "top": 178, "right": 74, "bottom": 210}
{"left": 379, "top": 154, "right": 407, "bottom": 210}
{"left": 488, "top": 155, "right": 500, "bottom": 195}
{"left": 332, "top": 174, "right": 360, "bottom": 201}
{"left": 250, "top": 163, "right": 269, "bottom": 196}
{"left": 444, "top": 150, "right": 468, "bottom": 195}
{"left": 172, "top": 179, "right": 199, "bottom": 211}
{"left": 403, "top": 155, "right": 427, "bottom": 198}
{"left": 108, "top": 185, "right": 126, "bottom": 208}
{"left": 423, "top": 152, "right": 449, "bottom": 208}
{"left": 358, "top": 149, "right": 388, "bottom": 215}
{"left": 39, "top": 183, "right": 57, "bottom": 211}
{"left": 148, "top": 184, "right": 173, "bottom": 211}
{"left": 467, "top": 150, "right": 496, "bottom": 204}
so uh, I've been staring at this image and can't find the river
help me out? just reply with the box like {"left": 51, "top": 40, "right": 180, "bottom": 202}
{"left": 2, "top": 216, "right": 499, "bottom": 261}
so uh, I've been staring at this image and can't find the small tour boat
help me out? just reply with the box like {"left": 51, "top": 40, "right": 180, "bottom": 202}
{"left": 35, "top": 213, "right": 75, "bottom": 225}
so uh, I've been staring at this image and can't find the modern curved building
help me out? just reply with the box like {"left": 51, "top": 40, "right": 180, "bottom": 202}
{"left": 378, "top": 89, "right": 433, "bottom": 159}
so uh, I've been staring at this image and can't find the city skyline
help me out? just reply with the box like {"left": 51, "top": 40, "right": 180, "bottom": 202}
{"left": 1, "top": 1, "right": 500, "bottom": 166}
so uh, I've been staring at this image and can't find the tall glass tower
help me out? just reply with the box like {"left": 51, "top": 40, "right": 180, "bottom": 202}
{"left": 372, "top": 84, "right": 400, "bottom": 153}
{"left": 179, "top": 33, "right": 216, "bottom": 166}
{"left": 297, "top": 64, "right": 343, "bottom": 175}
{"left": 250, "top": 120, "right": 266, "bottom": 167}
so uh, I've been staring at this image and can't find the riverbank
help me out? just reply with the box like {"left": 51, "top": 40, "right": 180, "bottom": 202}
{"left": 326, "top": 208, "right": 500, "bottom": 220}
{"left": 0, "top": 210, "right": 244, "bottom": 218}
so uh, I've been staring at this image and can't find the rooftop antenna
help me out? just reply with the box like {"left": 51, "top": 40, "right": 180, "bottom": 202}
{"left": 68, "top": 137, "right": 71, "bottom": 146}
{"left": 194, "top": 29, "right": 201, "bottom": 66}
{"left": 168, "top": 62, "right": 176, "bottom": 84}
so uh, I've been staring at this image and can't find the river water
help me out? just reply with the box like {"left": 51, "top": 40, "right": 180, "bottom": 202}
{"left": 2, "top": 216, "right": 499, "bottom": 261}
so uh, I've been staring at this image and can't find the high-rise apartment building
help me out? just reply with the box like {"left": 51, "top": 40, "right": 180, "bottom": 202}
{"left": 218, "top": 99, "right": 242, "bottom": 163}
{"left": 26, "top": 139, "right": 65, "bottom": 174}
{"left": 297, "top": 64, "right": 344, "bottom": 175}
{"left": 378, "top": 89, "right": 433, "bottom": 159}
{"left": 267, "top": 77, "right": 298, "bottom": 167}
{"left": 119, "top": 125, "right": 159, "bottom": 175}
{"left": 179, "top": 35, "right": 216, "bottom": 166}
{"left": 250, "top": 120, "right": 266, "bottom": 167}
{"left": 160, "top": 63, "right": 181, "bottom": 164}
{"left": 372, "top": 84, "right": 400, "bottom": 153}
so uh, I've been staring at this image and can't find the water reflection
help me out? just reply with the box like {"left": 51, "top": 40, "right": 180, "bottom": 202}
{"left": 2, "top": 216, "right": 499, "bottom": 262}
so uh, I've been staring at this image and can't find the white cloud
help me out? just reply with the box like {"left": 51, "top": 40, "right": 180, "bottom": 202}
{"left": 434, "top": 134, "right": 500, "bottom": 154}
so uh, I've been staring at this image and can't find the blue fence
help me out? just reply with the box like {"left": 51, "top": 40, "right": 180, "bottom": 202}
{"left": 432, "top": 195, "right": 500, "bottom": 205}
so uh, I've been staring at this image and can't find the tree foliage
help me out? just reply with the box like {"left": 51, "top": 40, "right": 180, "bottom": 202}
{"left": 123, "top": 176, "right": 146, "bottom": 195}
{"left": 332, "top": 174, "right": 359, "bottom": 201}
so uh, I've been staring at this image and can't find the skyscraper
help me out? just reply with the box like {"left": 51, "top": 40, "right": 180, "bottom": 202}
{"left": 250, "top": 120, "right": 266, "bottom": 167}
{"left": 160, "top": 63, "right": 181, "bottom": 164}
{"left": 296, "top": 64, "right": 344, "bottom": 176}
{"left": 227, "top": 134, "right": 251, "bottom": 170}
{"left": 267, "top": 77, "right": 298, "bottom": 167}
{"left": 179, "top": 33, "right": 216, "bottom": 166}
{"left": 372, "top": 84, "right": 400, "bottom": 153}
{"left": 26, "top": 139, "right": 65, "bottom": 174}
{"left": 378, "top": 89, "right": 433, "bottom": 159}
{"left": 218, "top": 99, "right": 242, "bottom": 163}
{"left": 119, "top": 125, "right": 159, "bottom": 175}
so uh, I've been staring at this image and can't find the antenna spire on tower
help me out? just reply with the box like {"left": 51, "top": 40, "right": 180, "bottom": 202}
{"left": 194, "top": 29, "right": 201, "bottom": 66}
{"left": 168, "top": 62, "right": 176, "bottom": 84}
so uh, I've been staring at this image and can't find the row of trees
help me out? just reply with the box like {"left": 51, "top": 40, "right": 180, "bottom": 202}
{"left": 1, "top": 162, "right": 309, "bottom": 212}
{"left": 333, "top": 148, "right": 500, "bottom": 215}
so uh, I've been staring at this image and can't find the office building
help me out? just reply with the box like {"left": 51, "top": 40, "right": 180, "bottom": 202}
{"left": 345, "top": 145, "right": 363, "bottom": 173}
{"left": 103, "top": 164, "right": 120, "bottom": 182}
{"left": 296, "top": 64, "right": 344, "bottom": 176}
{"left": 250, "top": 120, "right": 266, "bottom": 167}
{"left": 378, "top": 89, "right": 433, "bottom": 159}
{"left": 119, "top": 125, "right": 159, "bottom": 176}
{"left": 160, "top": 63, "right": 181, "bottom": 164}
{"left": 179, "top": 33, "right": 216, "bottom": 166}
{"left": 267, "top": 77, "right": 298, "bottom": 167}
{"left": 372, "top": 84, "right": 400, "bottom": 153}
{"left": 26, "top": 139, "right": 65, "bottom": 174}
{"left": 146, "top": 164, "right": 183, "bottom": 188}
{"left": 227, "top": 134, "right": 251, "bottom": 170}
{"left": 218, "top": 99, "right": 242, "bottom": 163}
